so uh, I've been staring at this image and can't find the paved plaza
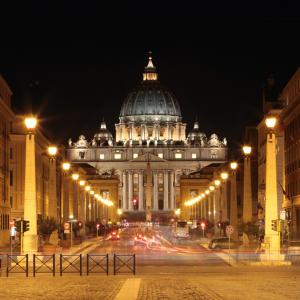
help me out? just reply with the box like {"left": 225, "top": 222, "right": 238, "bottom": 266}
{"left": 0, "top": 267, "right": 300, "bottom": 300}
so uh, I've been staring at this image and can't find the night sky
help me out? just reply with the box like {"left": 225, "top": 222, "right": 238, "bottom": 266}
{"left": 1, "top": 2, "right": 300, "bottom": 151}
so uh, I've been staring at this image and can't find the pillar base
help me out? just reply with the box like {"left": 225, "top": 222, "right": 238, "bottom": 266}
{"left": 23, "top": 234, "right": 38, "bottom": 253}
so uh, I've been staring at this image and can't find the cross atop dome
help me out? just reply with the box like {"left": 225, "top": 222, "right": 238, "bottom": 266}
{"left": 143, "top": 51, "right": 158, "bottom": 81}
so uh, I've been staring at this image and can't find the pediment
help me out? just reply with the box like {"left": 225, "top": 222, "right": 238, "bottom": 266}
{"left": 131, "top": 152, "right": 166, "bottom": 162}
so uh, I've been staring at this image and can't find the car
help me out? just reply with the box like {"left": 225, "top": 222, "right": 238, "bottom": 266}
{"left": 208, "top": 237, "right": 241, "bottom": 250}
{"left": 108, "top": 230, "right": 120, "bottom": 240}
{"left": 134, "top": 233, "right": 147, "bottom": 246}
{"left": 287, "top": 240, "right": 300, "bottom": 255}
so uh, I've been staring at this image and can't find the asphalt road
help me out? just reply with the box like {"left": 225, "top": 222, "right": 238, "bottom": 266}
{"left": 89, "top": 225, "right": 228, "bottom": 268}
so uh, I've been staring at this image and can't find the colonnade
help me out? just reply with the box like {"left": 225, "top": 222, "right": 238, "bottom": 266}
{"left": 121, "top": 169, "right": 175, "bottom": 211}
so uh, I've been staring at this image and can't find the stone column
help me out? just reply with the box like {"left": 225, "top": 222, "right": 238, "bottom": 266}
{"left": 221, "top": 181, "right": 228, "bottom": 222}
{"left": 170, "top": 171, "right": 175, "bottom": 210}
{"left": 243, "top": 155, "right": 252, "bottom": 222}
{"left": 138, "top": 171, "right": 144, "bottom": 211}
{"left": 164, "top": 171, "right": 169, "bottom": 210}
{"left": 167, "top": 123, "right": 172, "bottom": 140}
{"left": 80, "top": 189, "right": 86, "bottom": 235}
{"left": 68, "top": 179, "right": 74, "bottom": 219}
{"left": 23, "top": 134, "right": 38, "bottom": 253}
{"left": 122, "top": 171, "right": 127, "bottom": 210}
{"left": 153, "top": 172, "right": 158, "bottom": 210}
{"left": 48, "top": 158, "right": 57, "bottom": 219}
{"left": 230, "top": 171, "right": 238, "bottom": 239}
{"left": 73, "top": 181, "right": 79, "bottom": 220}
{"left": 263, "top": 130, "right": 281, "bottom": 257}
{"left": 128, "top": 171, "right": 133, "bottom": 211}
{"left": 208, "top": 194, "right": 212, "bottom": 221}
{"left": 63, "top": 179, "right": 70, "bottom": 222}
{"left": 203, "top": 197, "right": 207, "bottom": 219}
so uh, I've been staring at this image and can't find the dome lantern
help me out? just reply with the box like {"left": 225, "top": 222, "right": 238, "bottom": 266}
{"left": 143, "top": 51, "right": 158, "bottom": 81}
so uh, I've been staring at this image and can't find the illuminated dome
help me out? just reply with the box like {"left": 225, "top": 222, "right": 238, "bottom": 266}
{"left": 187, "top": 120, "right": 207, "bottom": 146}
{"left": 93, "top": 120, "right": 113, "bottom": 146}
{"left": 119, "top": 54, "right": 182, "bottom": 123}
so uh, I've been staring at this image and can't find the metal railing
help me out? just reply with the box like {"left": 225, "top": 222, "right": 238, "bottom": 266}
{"left": 113, "top": 254, "right": 136, "bottom": 275}
{"left": 33, "top": 254, "right": 55, "bottom": 276}
{"left": 87, "top": 254, "right": 109, "bottom": 275}
{"left": 6, "top": 254, "right": 28, "bottom": 277}
{"left": 59, "top": 254, "right": 82, "bottom": 276}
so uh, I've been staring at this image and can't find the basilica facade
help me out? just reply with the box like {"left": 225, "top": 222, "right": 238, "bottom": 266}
{"left": 67, "top": 55, "right": 228, "bottom": 221}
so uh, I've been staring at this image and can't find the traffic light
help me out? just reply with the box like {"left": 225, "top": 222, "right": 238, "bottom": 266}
{"left": 271, "top": 219, "right": 278, "bottom": 231}
{"left": 23, "top": 220, "right": 30, "bottom": 232}
{"left": 16, "top": 220, "right": 21, "bottom": 232}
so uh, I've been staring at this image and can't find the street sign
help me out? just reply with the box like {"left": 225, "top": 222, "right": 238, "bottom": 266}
{"left": 10, "top": 226, "right": 16, "bottom": 237}
{"left": 280, "top": 210, "right": 286, "bottom": 220}
{"left": 226, "top": 225, "right": 234, "bottom": 235}
{"left": 64, "top": 222, "right": 70, "bottom": 230}
{"left": 64, "top": 229, "right": 70, "bottom": 234}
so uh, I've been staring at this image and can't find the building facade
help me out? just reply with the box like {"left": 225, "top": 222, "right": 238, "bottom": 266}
{"left": 281, "top": 67, "right": 300, "bottom": 238}
{"left": 0, "top": 75, "right": 14, "bottom": 246}
{"left": 67, "top": 55, "right": 228, "bottom": 221}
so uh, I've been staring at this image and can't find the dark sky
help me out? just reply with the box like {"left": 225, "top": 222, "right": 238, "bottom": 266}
{"left": 1, "top": 2, "right": 300, "bottom": 150}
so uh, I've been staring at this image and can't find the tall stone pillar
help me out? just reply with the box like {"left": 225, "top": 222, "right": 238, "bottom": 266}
{"left": 48, "top": 158, "right": 57, "bottom": 219}
{"left": 62, "top": 177, "right": 69, "bottom": 222}
{"left": 128, "top": 171, "right": 133, "bottom": 211}
{"left": 73, "top": 182, "right": 79, "bottom": 220}
{"left": 153, "top": 172, "right": 158, "bottom": 210}
{"left": 164, "top": 171, "right": 169, "bottom": 210}
{"left": 243, "top": 155, "right": 252, "bottom": 222}
{"left": 221, "top": 181, "right": 228, "bottom": 221}
{"left": 203, "top": 197, "right": 207, "bottom": 219}
{"left": 79, "top": 189, "right": 86, "bottom": 235}
{"left": 138, "top": 171, "right": 144, "bottom": 211}
{"left": 122, "top": 171, "right": 127, "bottom": 210}
{"left": 263, "top": 129, "right": 281, "bottom": 258}
{"left": 23, "top": 134, "right": 38, "bottom": 253}
{"left": 208, "top": 194, "right": 212, "bottom": 221}
{"left": 48, "top": 158, "right": 58, "bottom": 245}
{"left": 68, "top": 179, "right": 74, "bottom": 219}
{"left": 230, "top": 171, "right": 238, "bottom": 240}
{"left": 170, "top": 172, "right": 175, "bottom": 210}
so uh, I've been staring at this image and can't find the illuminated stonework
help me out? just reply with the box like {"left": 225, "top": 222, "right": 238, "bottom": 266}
{"left": 67, "top": 54, "right": 228, "bottom": 220}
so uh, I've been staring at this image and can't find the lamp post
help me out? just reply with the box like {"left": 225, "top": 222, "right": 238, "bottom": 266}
{"left": 219, "top": 172, "right": 228, "bottom": 236}
{"left": 230, "top": 162, "right": 238, "bottom": 240}
{"left": 23, "top": 117, "right": 38, "bottom": 253}
{"left": 48, "top": 146, "right": 58, "bottom": 245}
{"left": 214, "top": 179, "right": 221, "bottom": 235}
{"left": 242, "top": 145, "right": 253, "bottom": 223}
{"left": 262, "top": 116, "right": 282, "bottom": 260}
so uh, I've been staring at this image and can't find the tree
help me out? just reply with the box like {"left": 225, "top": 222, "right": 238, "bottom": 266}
{"left": 38, "top": 217, "right": 57, "bottom": 244}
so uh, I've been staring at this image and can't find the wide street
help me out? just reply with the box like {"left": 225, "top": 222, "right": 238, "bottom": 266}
{"left": 89, "top": 225, "right": 228, "bottom": 271}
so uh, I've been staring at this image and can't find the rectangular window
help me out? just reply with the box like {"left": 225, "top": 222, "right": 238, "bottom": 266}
{"left": 10, "top": 196, "right": 13, "bottom": 208}
{"left": 133, "top": 153, "right": 138, "bottom": 159}
{"left": 175, "top": 153, "right": 182, "bottom": 159}
{"left": 192, "top": 153, "right": 197, "bottom": 159}
{"left": 114, "top": 153, "right": 121, "bottom": 159}
{"left": 100, "top": 154, "right": 105, "bottom": 160}
{"left": 158, "top": 153, "right": 163, "bottom": 159}
{"left": 10, "top": 170, "right": 13, "bottom": 186}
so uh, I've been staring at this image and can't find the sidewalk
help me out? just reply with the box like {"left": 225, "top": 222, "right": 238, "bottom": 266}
{"left": 58, "top": 236, "right": 103, "bottom": 254}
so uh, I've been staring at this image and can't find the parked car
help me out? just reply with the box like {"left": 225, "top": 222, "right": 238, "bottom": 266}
{"left": 287, "top": 240, "right": 300, "bottom": 255}
{"left": 208, "top": 237, "right": 241, "bottom": 250}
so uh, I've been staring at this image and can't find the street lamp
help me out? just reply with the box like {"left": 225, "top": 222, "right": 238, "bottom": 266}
{"left": 79, "top": 180, "right": 86, "bottom": 186}
{"left": 242, "top": 144, "right": 253, "bottom": 223}
{"left": 23, "top": 116, "right": 38, "bottom": 253}
{"left": 47, "top": 146, "right": 58, "bottom": 247}
{"left": 230, "top": 161, "right": 238, "bottom": 239}
{"left": 72, "top": 173, "right": 79, "bottom": 181}
{"left": 62, "top": 162, "right": 71, "bottom": 171}
{"left": 262, "top": 116, "right": 282, "bottom": 260}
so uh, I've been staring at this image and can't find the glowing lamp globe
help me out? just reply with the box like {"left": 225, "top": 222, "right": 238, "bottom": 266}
{"left": 243, "top": 145, "right": 252, "bottom": 155}
{"left": 24, "top": 117, "right": 37, "bottom": 130}
{"left": 62, "top": 162, "right": 71, "bottom": 170}
{"left": 265, "top": 117, "right": 277, "bottom": 129}
{"left": 79, "top": 180, "right": 86, "bottom": 186}
{"left": 48, "top": 146, "right": 57, "bottom": 156}
{"left": 230, "top": 161, "right": 238, "bottom": 170}
{"left": 72, "top": 173, "right": 79, "bottom": 180}
{"left": 214, "top": 179, "right": 221, "bottom": 186}
{"left": 221, "top": 172, "right": 228, "bottom": 180}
